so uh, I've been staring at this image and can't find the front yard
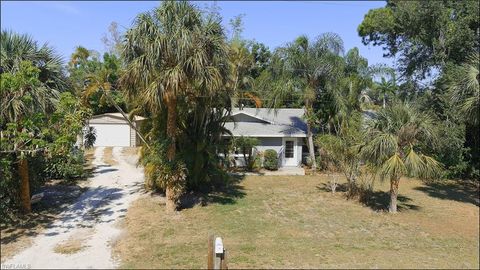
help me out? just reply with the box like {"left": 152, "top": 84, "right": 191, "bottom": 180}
{"left": 113, "top": 175, "right": 479, "bottom": 269}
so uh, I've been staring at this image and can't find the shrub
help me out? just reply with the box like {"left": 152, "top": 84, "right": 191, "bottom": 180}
{"left": 253, "top": 151, "right": 263, "bottom": 171}
{"left": 264, "top": 149, "right": 278, "bottom": 171}
{"left": 44, "top": 150, "right": 85, "bottom": 180}
{"left": 234, "top": 136, "right": 259, "bottom": 171}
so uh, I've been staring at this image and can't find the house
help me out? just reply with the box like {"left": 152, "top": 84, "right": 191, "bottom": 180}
{"left": 87, "top": 113, "right": 145, "bottom": 147}
{"left": 224, "top": 108, "right": 307, "bottom": 168}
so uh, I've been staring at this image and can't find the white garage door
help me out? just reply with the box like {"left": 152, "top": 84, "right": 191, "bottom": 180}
{"left": 90, "top": 124, "right": 130, "bottom": 147}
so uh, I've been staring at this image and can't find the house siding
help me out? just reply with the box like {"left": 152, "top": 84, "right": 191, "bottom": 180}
{"left": 233, "top": 137, "right": 305, "bottom": 168}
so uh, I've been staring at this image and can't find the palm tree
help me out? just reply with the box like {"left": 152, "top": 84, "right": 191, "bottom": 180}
{"left": 1, "top": 31, "right": 64, "bottom": 213}
{"left": 275, "top": 33, "right": 345, "bottom": 171}
{"left": 362, "top": 103, "right": 442, "bottom": 213}
{"left": 228, "top": 39, "right": 261, "bottom": 108}
{"left": 375, "top": 77, "right": 397, "bottom": 108}
{"left": 447, "top": 53, "right": 479, "bottom": 126}
{"left": 1, "top": 30, "right": 67, "bottom": 91}
{"left": 121, "top": 1, "right": 229, "bottom": 212}
{"left": 369, "top": 64, "right": 397, "bottom": 108}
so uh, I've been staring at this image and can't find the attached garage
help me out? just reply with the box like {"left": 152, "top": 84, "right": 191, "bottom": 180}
{"left": 88, "top": 113, "right": 145, "bottom": 147}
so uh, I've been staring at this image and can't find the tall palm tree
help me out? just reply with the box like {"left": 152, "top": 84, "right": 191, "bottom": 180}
{"left": 362, "top": 103, "right": 442, "bottom": 213}
{"left": 1, "top": 30, "right": 64, "bottom": 213}
{"left": 121, "top": 1, "right": 229, "bottom": 212}
{"left": 275, "top": 33, "right": 345, "bottom": 171}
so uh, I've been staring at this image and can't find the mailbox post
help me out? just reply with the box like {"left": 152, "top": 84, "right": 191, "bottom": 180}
{"left": 208, "top": 234, "right": 227, "bottom": 269}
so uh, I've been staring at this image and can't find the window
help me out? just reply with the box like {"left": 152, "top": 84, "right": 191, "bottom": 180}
{"left": 285, "top": 140, "right": 294, "bottom": 158}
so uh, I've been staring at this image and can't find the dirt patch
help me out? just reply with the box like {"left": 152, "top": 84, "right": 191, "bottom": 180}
{"left": 53, "top": 228, "right": 94, "bottom": 254}
{"left": 0, "top": 150, "right": 95, "bottom": 263}
{"left": 4, "top": 147, "right": 145, "bottom": 268}
{"left": 121, "top": 147, "right": 139, "bottom": 157}
{"left": 103, "top": 147, "right": 118, "bottom": 166}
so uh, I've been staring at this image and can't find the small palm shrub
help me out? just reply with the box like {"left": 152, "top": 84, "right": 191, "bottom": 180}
{"left": 264, "top": 149, "right": 278, "bottom": 171}
{"left": 253, "top": 151, "right": 263, "bottom": 171}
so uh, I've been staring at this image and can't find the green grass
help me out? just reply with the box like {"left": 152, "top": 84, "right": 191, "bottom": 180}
{"left": 114, "top": 175, "right": 479, "bottom": 269}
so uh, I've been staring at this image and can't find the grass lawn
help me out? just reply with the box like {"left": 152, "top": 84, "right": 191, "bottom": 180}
{"left": 113, "top": 175, "right": 479, "bottom": 269}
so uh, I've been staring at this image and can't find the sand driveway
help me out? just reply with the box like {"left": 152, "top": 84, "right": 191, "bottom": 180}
{"left": 3, "top": 147, "right": 144, "bottom": 269}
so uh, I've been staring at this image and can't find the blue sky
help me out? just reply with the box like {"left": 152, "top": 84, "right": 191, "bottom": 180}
{"left": 1, "top": 1, "right": 393, "bottom": 67}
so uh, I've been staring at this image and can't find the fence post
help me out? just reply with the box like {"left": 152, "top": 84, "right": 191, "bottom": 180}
{"left": 208, "top": 234, "right": 214, "bottom": 269}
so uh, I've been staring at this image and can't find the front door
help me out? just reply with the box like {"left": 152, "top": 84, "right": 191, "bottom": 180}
{"left": 283, "top": 138, "right": 297, "bottom": 166}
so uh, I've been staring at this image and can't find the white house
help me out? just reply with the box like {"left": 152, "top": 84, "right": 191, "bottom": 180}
{"left": 224, "top": 108, "right": 307, "bottom": 168}
{"left": 87, "top": 113, "right": 145, "bottom": 147}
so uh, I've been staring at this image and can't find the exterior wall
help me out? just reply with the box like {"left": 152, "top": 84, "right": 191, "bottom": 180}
{"left": 89, "top": 123, "right": 131, "bottom": 147}
{"left": 232, "top": 137, "right": 307, "bottom": 168}
{"left": 296, "top": 137, "right": 304, "bottom": 166}
{"left": 87, "top": 114, "right": 146, "bottom": 147}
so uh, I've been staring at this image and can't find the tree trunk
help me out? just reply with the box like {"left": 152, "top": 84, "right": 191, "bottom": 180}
{"left": 76, "top": 131, "right": 84, "bottom": 150}
{"left": 389, "top": 177, "right": 400, "bottom": 213}
{"left": 165, "top": 94, "right": 178, "bottom": 213}
{"left": 303, "top": 99, "right": 317, "bottom": 173}
{"left": 165, "top": 186, "right": 176, "bottom": 213}
{"left": 18, "top": 158, "right": 31, "bottom": 213}
{"left": 307, "top": 123, "right": 316, "bottom": 172}
{"left": 383, "top": 94, "right": 386, "bottom": 108}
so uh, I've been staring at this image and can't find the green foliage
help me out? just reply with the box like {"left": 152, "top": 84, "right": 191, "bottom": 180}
{"left": 362, "top": 103, "right": 443, "bottom": 181}
{"left": 141, "top": 142, "right": 187, "bottom": 202}
{"left": 44, "top": 150, "right": 85, "bottom": 180}
{"left": 0, "top": 156, "right": 19, "bottom": 221}
{"left": 234, "top": 136, "right": 259, "bottom": 171}
{"left": 358, "top": 0, "right": 479, "bottom": 78}
{"left": 122, "top": 1, "right": 233, "bottom": 200}
{"left": 263, "top": 149, "right": 279, "bottom": 171}
{"left": 68, "top": 47, "right": 126, "bottom": 115}
{"left": 0, "top": 32, "right": 92, "bottom": 217}
{"left": 0, "top": 30, "right": 67, "bottom": 91}
{"left": 315, "top": 113, "right": 364, "bottom": 195}
{"left": 445, "top": 53, "right": 479, "bottom": 126}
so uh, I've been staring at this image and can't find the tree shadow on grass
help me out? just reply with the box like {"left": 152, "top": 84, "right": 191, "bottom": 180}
{"left": 179, "top": 175, "right": 246, "bottom": 209}
{"left": 316, "top": 183, "right": 420, "bottom": 212}
{"left": 359, "top": 190, "right": 420, "bottom": 212}
{"left": 316, "top": 182, "right": 348, "bottom": 193}
{"left": 414, "top": 180, "right": 479, "bottom": 206}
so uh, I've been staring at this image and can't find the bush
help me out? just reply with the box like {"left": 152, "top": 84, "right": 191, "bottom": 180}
{"left": 44, "top": 150, "right": 85, "bottom": 180}
{"left": 253, "top": 151, "right": 263, "bottom": 171}
{"left": 264, "top": 149, "right": 278, "bottom": 171}
{"left": 234, "top": 136, "right": 259, "bottom": 171}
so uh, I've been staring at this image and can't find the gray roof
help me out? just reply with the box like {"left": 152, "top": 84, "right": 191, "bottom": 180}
{"left": 225, "top": 108, "right": 307, "bottom": 137}
{"left": 89, "top": 113, "right": 146, "bottom": 124}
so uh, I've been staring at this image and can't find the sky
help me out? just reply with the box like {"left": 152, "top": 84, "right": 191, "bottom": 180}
{"left": 1, "top": 1, "right": 394, "bottom": 67}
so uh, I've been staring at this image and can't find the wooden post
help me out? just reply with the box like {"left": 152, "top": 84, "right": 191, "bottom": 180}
{"left": 208, "top": 234, "right": 214, "bottom": 269}
{"left": 208, "top": 235, "right": 228, "bottom": 269}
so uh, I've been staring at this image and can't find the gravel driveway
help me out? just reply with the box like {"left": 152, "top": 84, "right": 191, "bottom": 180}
{"left": 3, "top": 147, "right": 144, "bottom": 269}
